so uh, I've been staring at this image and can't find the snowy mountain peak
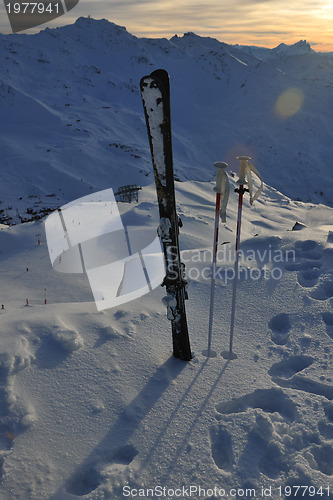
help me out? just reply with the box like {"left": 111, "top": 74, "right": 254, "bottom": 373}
{"left": 170, "top": 31, "right": 223, "bottom": 51}
{"left": 73, "top": 16, "right": 130, "bottom": 36}
{"left": 46, "top": 16, "right": 136, "bottom": 46}
{"left": 238, "top": 39, "right": 315, "bottom": 60}
{"left": 273, "top": 39, "right": 313, "bottom": 57}
{"left": 292, "top": 39, "right": 312, "bottom": 52}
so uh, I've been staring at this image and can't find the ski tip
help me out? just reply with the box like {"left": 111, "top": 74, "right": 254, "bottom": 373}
{"left": 151, "top": 68, "right": 169, "bottom": 79}
{"left": 150, "top": 69, "right": 170, "bottom": 94}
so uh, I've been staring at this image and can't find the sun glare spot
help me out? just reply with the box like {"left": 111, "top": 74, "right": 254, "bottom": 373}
{"left": 274, "top": 88, "right": 304, "bottom": 119}
{"left": 224, "top": 144, "right": 257, "bottom": 171}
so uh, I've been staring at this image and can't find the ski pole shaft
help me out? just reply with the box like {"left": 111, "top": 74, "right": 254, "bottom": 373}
{"left": 229, "top": 183, "right": 244, "bottom": 357}
{"left": 206, "top": 161, "right": 228, "bottom": 358}
{"left": 207, "top": 191, "right": 221, "bottom": 357}
{"left": 228, "top": 156, "right": 250, "bottom": 359}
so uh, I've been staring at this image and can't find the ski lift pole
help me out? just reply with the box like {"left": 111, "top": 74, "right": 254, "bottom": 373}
{"left": 205, "top": 162, "right": 229, "bottom": 358}
{"left": 227, "top": 156, "right": 250, "bottom": 360}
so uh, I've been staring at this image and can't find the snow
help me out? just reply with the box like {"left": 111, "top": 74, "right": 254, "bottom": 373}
{"left": 140, "top": 78, "right": 167, "bottom": 186}
{"left": 0, "top": 16, "right": 332, "bottom": 500}
{"left": 238, "top": 40, "right": 314, "bottom": 60}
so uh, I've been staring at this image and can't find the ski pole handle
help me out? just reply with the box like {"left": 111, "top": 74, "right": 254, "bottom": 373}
{"left": 213, "top": 161, "right": 229, "bottom": 222}
{"left": 213, "top": 161, "right": 228, "bottom": 193}
{"left": 236, "top": 156, "right": 251, "bottom": 185}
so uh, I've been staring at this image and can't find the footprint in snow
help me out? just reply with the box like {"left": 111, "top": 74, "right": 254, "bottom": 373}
{"left": 213, "top": 391, "right": 295, "bottom": 480}
{"left": 268, "top": 313, "right": 291, "bottom": 345}
{"left": 285, "top": 259, "right": 322, "bottom": 280}
{"left": 276, "top": 377, "right": 333, "bottom": 400}
{"left": 306, "top": 444, "right": 333, "bottom": 476}
{"left": 284, "top": 240, "right": 323, "bottom": 288}
{"left": 257, "top": 437, "right": 288, "bottom": 479}
{"left": 318, "top": 402, "right": 333, "bottom": 440}
{"left": 324, "top": 401, "right": 333, "bottom": 422}
{"left": 298, "top": 264, "right": 322, "bottom": 288}
{"left": 101, "top": 325, "right": 124, "bottom": 340}
{"left": 0, "top": 331, "right": 38, "bottom": 445}
{"left": 210, "top": 424, "right": 234, "bottom": 471}
{"left": 51, "top": 325, "right": 83, "bottom": 352}
{"left": 112, "top": 309, "right": 139, "bottom": 336}
{"left": 269, "top": 363, "right": 333, "bottom": 400}
{"left": 321, "top": 312, "right": 333, "bottom": 339}
{"left": 113, "top": 309, "right": 129, "bottom": 320}
{"left": 268, "top": 350, "right": 333, "bottom": 400}
{"left": 66, "top": 444, "right": 138, "bottom": 496}
{"left": 309, "top": 278, "right": 333, "bottom": 301}
{"left": 216, "top": 388, "right": 297, "bottom": 421}
{"left": 268, "top": 355, "right": 314, "bottom": 379}
{"left": 214, "top": 386, "right": 333, "bottom": 484}
{"left": 294, "top": 240, "right": 321, "bottom": 258}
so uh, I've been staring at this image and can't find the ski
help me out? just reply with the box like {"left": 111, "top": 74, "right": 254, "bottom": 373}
{"left": 140, "top": 69, "right": 192, "bottom": 361}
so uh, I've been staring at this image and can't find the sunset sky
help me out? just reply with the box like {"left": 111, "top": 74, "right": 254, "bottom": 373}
{"left": 1, "top": 0, "right": 333, "bottom": 51}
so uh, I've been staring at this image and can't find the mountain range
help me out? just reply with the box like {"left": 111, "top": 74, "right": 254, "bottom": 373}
{"left": 0, "top": 16, "right": 333, "bottom": 225}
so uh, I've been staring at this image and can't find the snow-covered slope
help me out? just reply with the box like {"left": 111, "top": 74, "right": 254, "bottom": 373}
{"left": 1, "top": 17, "right": 333, "bottom": 226}
{"left": 0, "top": 181, "right": 333, "bottom": 499}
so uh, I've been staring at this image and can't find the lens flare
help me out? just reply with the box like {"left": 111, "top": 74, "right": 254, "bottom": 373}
{"left": 274, "top": 88, "right": 304, "bottom": 119}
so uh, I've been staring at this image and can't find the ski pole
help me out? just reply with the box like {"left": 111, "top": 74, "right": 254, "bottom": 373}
{"left": 224, "top": 156, "right": 263, "bottom": 360}
{"left": 227, "top": 156, "right": 249, "bottom": 359}
{"left": 204, "top": 161, "right": 229, "bottom": 358}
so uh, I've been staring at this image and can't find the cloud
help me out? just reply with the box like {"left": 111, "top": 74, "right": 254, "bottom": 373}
{"left": 0, "top": 0, "right": 332, "bottom": 50}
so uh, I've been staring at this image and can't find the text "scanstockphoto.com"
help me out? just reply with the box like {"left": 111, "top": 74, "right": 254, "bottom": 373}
{"left": 122, "top": 485, "right": 331, "bottom": 498}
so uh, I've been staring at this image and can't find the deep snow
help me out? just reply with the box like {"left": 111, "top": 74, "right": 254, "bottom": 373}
{"left": 0, "top": 180, "right": 333, "bottom": 499}
{"left": 0, "top": 16, "right": 332, "bottom": 500}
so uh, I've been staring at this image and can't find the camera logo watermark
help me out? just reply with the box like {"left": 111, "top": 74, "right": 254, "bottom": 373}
{"left": 45, "top": 189, "right": 294, "bottom": 311}
{"left": 3, "top": 0, "right": 79, "bottom": 33}
{"left": 45, "top": 188, "right": 165, "bottom": 311}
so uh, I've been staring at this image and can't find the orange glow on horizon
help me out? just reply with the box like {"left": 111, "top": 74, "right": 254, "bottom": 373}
{"left": 130, "top": 26, "right": 333, "bottom": 53}
{"left": 134, "top": 29, "right": 333, "bottom": 53}
{"left": 1, "top": 0, "right": 333, "bottom": 53}
{"left": 123, "top": 0, "right": 333, "bottom": 53}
